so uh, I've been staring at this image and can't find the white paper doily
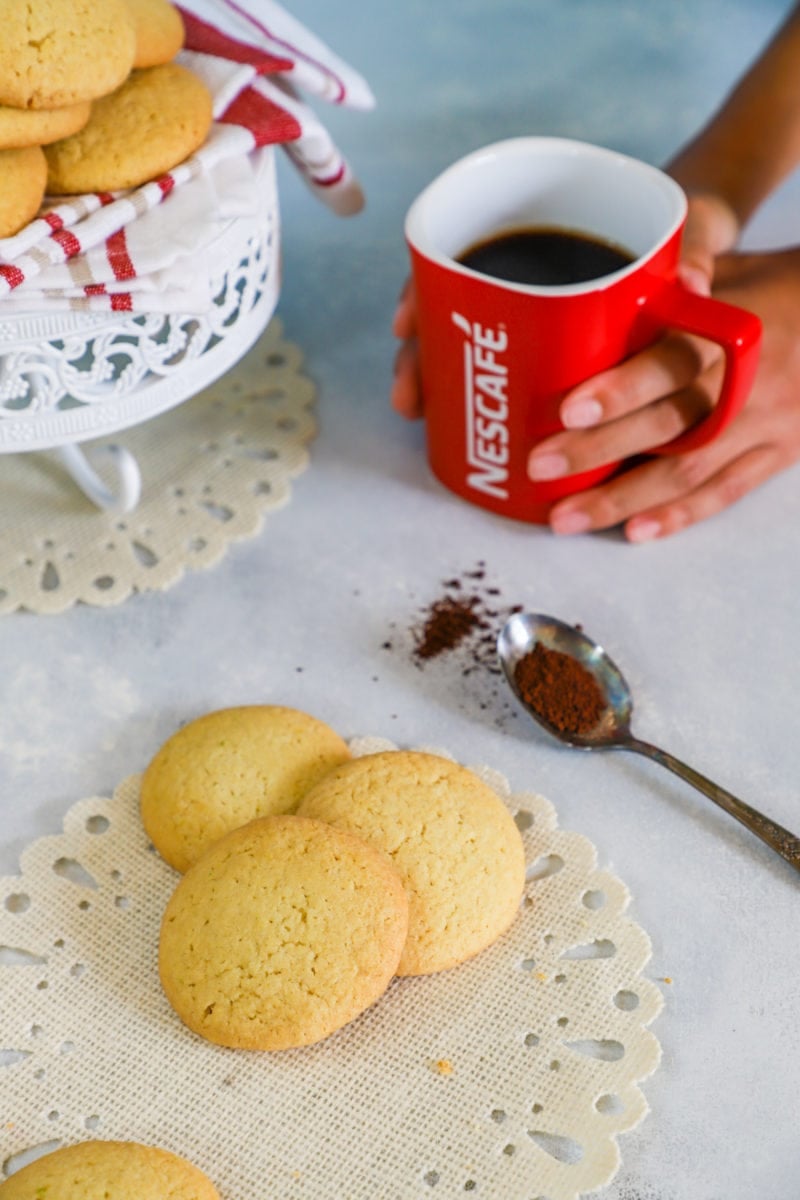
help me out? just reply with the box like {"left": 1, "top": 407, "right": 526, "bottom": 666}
{"left": 0, "top": 738, "right": 662, "bottom": 1200}
{"left": 0, "top": 319, "right": 315, "bottom": 615}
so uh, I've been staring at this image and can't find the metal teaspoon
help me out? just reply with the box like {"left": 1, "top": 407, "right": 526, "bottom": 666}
{"left": 498, "top": 611, "right": 800, "bottom": 874}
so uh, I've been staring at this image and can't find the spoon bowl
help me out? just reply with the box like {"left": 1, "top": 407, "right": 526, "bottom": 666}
{"left": 498, "top": 611, "right": 800, "bottom": 874}
{"left": 498, "top": 611, "right": 632, "bottom": 747}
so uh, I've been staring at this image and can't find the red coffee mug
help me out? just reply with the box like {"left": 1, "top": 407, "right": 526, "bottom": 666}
{"left": 405, "top": 137, "right": 762, "bottom": 524}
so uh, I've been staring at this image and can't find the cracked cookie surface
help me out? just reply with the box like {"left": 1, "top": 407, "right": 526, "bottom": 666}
{"left": 0, "top": 1139, "right": 220, "bottom": 1199}
{"left": 141, "top": 705, "right": 352, "bottom": 874}
{"left": 158, "top": 815, "right": 409, "bottom": 1050}
{"left": 44, "top": 63, "right": 213, "bottom": 194}
{"left": 298, "top": 750, "right": 527, "bottom": 975}
{"left": 0, "top": 98, "right": 91, "bottom": 149}
{"left": 0, "top": 0, "right": 136, "bottom": 109}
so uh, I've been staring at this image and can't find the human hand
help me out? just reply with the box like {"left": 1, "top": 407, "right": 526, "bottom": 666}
{"left": 390, "top": 197, "right": 800, "bottom": 543}
{"left": 391, "top": 277, "right": 422, "bottom": 419}
{"left": 532, "top": 241, "right": 800, "bottom": 540}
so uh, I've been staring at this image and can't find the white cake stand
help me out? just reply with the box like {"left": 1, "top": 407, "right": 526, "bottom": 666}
{"left": 0, "top": 148, "right": 280, "bottom": 512}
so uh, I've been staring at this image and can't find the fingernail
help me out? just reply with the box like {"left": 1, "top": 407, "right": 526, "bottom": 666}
{"left": 677, "top": 264, "right": 711, "bottom": 296}
{"left": 561, "top": 396, "right": 603, "bottom": 429}
{"left": 627, "top": 518, "right": 662, "bottom": 543}
{"left": 528, "top": 452, "right": 569, "bottom": 481}
{"left": 550, "top": 509, "right": 592, "bottom": 535}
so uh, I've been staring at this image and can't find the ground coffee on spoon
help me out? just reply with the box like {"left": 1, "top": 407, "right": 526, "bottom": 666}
{"left": 513, "top": 641, "right": 605, "bottom": 736}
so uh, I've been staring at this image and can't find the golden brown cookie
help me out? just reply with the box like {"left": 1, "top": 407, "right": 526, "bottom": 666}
{"left": 0, "top": 146, "right": 47, "bottom": 238}
{"left": 140, "top": 705, "right": 352, "bottom": 873}
{"left": 0, "top": 1140, "right": 219, "bottom": 1200}
{"left": 297, "top": 750, "right": 527, "bottom": 975}
{"left": 124, "top": 0, "right": 185, "bottom": 68}
{"left": 159, "top": 815, "right": 409, "bottom": 1050}
{"left": 0, "top": 0, "right": 136, "bottom": 110}
{"left": 44, "top": 63, "right": 213, "bottom": 195}
{"left": 0, "top": 100, "right": 92, "bottom": 150}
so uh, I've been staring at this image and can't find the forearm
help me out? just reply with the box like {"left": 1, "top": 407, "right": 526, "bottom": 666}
{"left": 667, "top": 3, "right": 800, "bottom": 226}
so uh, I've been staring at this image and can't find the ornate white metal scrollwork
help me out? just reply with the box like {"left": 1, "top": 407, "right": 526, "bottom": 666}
{"left": 0, "top": 148, "right": 280, "bottom": 455}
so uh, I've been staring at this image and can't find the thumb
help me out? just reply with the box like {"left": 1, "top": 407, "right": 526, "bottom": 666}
{"left": 677, "top": 193, "right": 740, "bottom": 296}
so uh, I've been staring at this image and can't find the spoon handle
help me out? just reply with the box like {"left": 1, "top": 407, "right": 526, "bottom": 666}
{"left": 626, "top": 738, "right": 800, "bottom": 873}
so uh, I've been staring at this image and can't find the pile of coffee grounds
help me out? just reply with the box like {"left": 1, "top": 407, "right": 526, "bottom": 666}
{"left": 380, "top": 563, "right": 532, "bottom": 724}
{"left": 409, "top": 563, "right": 521, "bottom": 676}
{"left": 412, "top": 591, "right": 485, "bottom": 661}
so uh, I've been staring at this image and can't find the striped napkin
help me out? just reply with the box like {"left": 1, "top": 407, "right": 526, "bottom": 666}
{"left": 0, "top": 0, "right": 374, "bottom": 314}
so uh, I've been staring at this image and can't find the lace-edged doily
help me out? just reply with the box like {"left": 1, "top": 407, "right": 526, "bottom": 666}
{"left": 0, "top": 318, "right": 315, "bottom": 614}
{"left": 0, "top": 738, "right": 663, "bottom": 1200}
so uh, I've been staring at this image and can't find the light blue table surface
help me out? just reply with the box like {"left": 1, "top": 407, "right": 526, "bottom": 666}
{"left": 2, "top": 2, "right": 799, "bottom": 1197}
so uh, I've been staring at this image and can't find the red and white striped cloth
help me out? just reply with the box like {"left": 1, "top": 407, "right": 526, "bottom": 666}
{"left": 0, "top": 0, "right": 374, "bottom": 314}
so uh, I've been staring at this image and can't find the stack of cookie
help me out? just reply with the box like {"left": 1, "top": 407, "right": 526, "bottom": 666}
{"left": 0, "top": 0, "right": 211, "bottom": 238}
{"left": 141, "top": 705, "right": 528, "bottom": 1051}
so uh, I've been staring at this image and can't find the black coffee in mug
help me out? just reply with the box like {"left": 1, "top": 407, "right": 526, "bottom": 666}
{"left": 457, "top": 226, "right": 635, "bottom": 286}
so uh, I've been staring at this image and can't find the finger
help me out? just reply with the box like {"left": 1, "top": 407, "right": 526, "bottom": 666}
{"left": 559, "top": 330, "right": 719, "bottom": 430}
{"left": 676, "top": 250, "right": 714, "bottom": 297}
{"left": 678, "top": 210, "right": 715, "bottom": 295}
{"left": 545, "top": 456, "right": 670, "bottom": 535}
{"left": 547, "top": 425, "right": 779, "bottom": 538}
{"left": 546, "top": 448, "right": 707, "bottom": 536}
{"left": 529, "top": 379, "right": 716, "bottom": 482}
{"left": 391, "top": 338, "right": 424, "bottom": 419}
{"left": 392, "top": 278, "right": 417, "bottom": 339}
{"left": 677, "top": 194, "right": 739, "bottom": 295}
{"left": 624, "top": 443, "right": 781, "bottom": 541}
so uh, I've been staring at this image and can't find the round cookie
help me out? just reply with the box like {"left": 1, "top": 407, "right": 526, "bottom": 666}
{"left": 0, "top": 0, "right": 136, "bottom": 110}
{"left": 44, "top": 63, "right": 213, "bottom": 195}
{"left": 140, "top": 705, "right": 352, "bottom": 873}
{"left": 297, "top": 750, "right": 527, "bottom": 976}
{"left": 124, "top": 0, "right": 185, "bottom": 68}
{"left": 0, "top": 100, "right": 92, "bottom": 150}
{"left": 0, "top": 1140, "right": 219, "bottom": 1199}
{"left": 159, "top": 815, "right": 409, "bottom": 1050}
{"left": 0, "top": 146, "right": 47, "bottom": 238}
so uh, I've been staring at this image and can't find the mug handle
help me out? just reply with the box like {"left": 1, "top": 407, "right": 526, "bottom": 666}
{"left": 642, "top": 278, "right": 762, "bottom": 455}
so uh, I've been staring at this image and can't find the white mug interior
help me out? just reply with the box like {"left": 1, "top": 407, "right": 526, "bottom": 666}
{"left": 405, "top": 136, "right": 687, "bottom": 294}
